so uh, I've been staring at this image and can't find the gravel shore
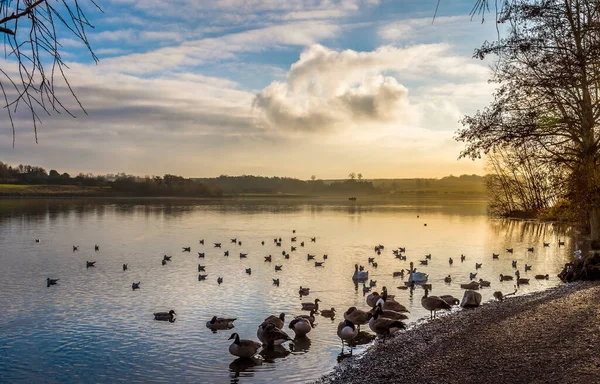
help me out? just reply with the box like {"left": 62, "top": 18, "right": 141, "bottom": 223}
{"left": 317, "top": 282, "right": 600, "bottom": 384}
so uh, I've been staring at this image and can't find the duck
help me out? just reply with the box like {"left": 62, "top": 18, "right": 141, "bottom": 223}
{"left": 198, "top": 252, "right": 205, "bottom": 258}
{"left": 311, "top": 237, "right": 316, "bottom": 242}
{"left": 314, "top": 261, "right": 325, "bottom": 267}
{"left": 240, "top": 253, "right": 248, "bottom": 259}
{"left": 261, "top": 241, "right": 265, "bottom": 245}
{"left": 449, "top": 257, "right": 453, "bottom": 265}
{"left": 231, "top": 238, "right": 237, "bottom": 243}
{"left": 288, "top": 317, "right": 312, "bottom": 337}
{"left": 300, "top": 241, "right": 305, "bottom": 247}
{"left": 439, "top": 295, "right": 460, "bottom": 305}
{"left": 123, "top": 264, "right": 128, "bottom": 271}
{"left": 261, "top": 313, "right": 285, "bottom": 329}
{"left": 291, "top": 246, "right": 296, "bottom": 252}
{"left": 368, "top": 257, "right": 375, "bottom": 263}
{"left": 228, "top": 333, "right": 261, "bottom": 358}
{"left": 393, "top": 271, "right": 405, "bottom": 277}
{"left": 131, "top": 282, "right": 140, "bottom": 290}
{"left": 275, "top": 265, "right": 283, "bottom": 271}
{"left": 163, "top": 255, "right": 172, "bottom": 261}
{"left": 492, "top": 253, "right": 499, "bottom": 259}
{"left": 94, "top": 245, "right": 99, "bottom": 251}
{"left": 86, "top": 261, "right": 96, "bottom": 268}
{"left": 291, "top": 237, "right": 297, "bottom": 242}
{"left": 425, "top": 254, "right": 432, "bottom": 260}
{"left": 420, "top": 283, "right": 432, "bottom": 291}
{"left": 369, "top": 307, "right": 406, "bottom": 336}
{"left": 199, "top": 239, "right": 204, "bottom": 245}
{"left": 257, "top": 322, "right": 293, "bottom": 347}
{"left": 198, "top": 265, "right": 206, "bottom": 272}
{"left": 352, "top": 264, "right": 369, "bottom": 281}
{"left": 527, "top": 247, "right": 534, "bottom": 252}
{"left": 323, "top": 254, "right": 328, "bottom": 260}
{"left": 214, "top": 243, "right": 221, "bottom": 248}
{"left": 343, "top": 307, "right": 371, "bottom": 330}
{"left": 301, "top": 298, "right": 320, "bottom": 311}
{"left": 362, "top": 284, "right": 371, "bottom": 294}
{"left": 73, "top": 246, "right": 79, "bottom": 252}
{"left": 517, "top": 278, "right": 530, "bottom": 285}
{"left": 46, "top": 278, "right": 59, "bottom": 287}
{"left": 419, "top": 260, "right": 428, "bottom": 266}
{"left": 512, "top": 260, "right": 517, "bottom": 268}
{"left": 299, "top": 286, "right": 310, "bottom": 296}
{"left": 297, "top": 309, "right": 317, "bottom": 327}
{"left": 35, "top": 239, "right": 41, "bottom": 243}
{"left": 506, "top": 248, "right": 513, "bottom": 253}
{"left": 460, "top": 281, "right": 480, "bottom": 290}
{"left": 245, "top": 268, "right": 251, "bottom": 275}
{"left": 475, "top": 263, "right": 482, "bottom": 269}
{"left": 369, "top": 280, "right": 377, "bottom": 287}
{"left": 284, "top": 253, "right": 290, "bottom": 259}
{"left": 525, "top": 264, "right": 532, "bottom": 271}
{"left": 154, "top": 310, "right": 176, "bottom": 321}
{"left": 493, "top": 291, "right": 504, "bottom": 301}
{"left": 224, "top": 251, "right": 229, "bottom": 257}
{"left": 198, "top": 274, "right": 208, "bottom": 280}
{"left": 264, "top": 255, "right": 272, "bottom": 262}
{"left": 273, "top": 279, "right": 280, "bottom": 286}
{"left": 461, "top": 254, "right": 466, "bottom": 262}
{"left": 337, "top": 319, "right": 358, "bottom": 352}
{"left": 217, "top": 277, "right": 223, "bottom": 284}
{"left": 500, "top": 274, "right": 514, "bottom": 281}
{"left": 162, "top": 260, "right": 167, "bottom": 266}
{"left": 307, "top": 254, "right": 315, "bottom": 260}
{"left": 444, "top": 275, "right": 452, "bottom": 283}
{"left": 206, "top": 316, "right": 236, "bottom": 330}
{"left": 372, "top": 262, "right": 378, "bottom": 268}
{"left": 421, "top": 288, "right": 451, "bottom": 319}
{"left": 182, "top": 247, "right": 191, "bottom": 252}
{"left": 478, "top": 279, "right": 491, "bottom": 287}
{"left": 320, "top": 308, "right": 336, "bottom": 318}
{"left": 535, "top": 274, "right": 549, "bottom": 280}
{"left": 543, "top": 242, "right": 550, "bottom": 247}
{"left": 469, "top": 272, "right": 477, "bottom": 280}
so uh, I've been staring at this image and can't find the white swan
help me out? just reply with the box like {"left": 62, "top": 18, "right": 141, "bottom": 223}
{"left": 352, "top": 264, "right": 369, "bottom": 281}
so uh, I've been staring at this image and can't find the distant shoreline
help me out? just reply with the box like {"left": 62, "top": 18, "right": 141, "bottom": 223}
{"left": 317, "top": 281, "right": 600, "bottom": 384}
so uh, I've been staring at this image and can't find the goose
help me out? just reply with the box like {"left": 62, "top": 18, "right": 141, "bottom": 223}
{"left": 444, "top": 275, "right": 452, "bottom": 283}
{"left": 273, "top": 279, "right": 280, "bottom": 286}
{"left": 257, "top": 322, "right": 293, "bottom": 347}
{"left": 492, "top": 253, "right": 499, "bottom": 259}
{"left": 399, "top": 254, "right": 407, "bottom": 261}
{"left": 352, "top": 264, "right": 369, "bottom": 281}
{"left": 469, "top": 272, "right": 477, "bottom": 280}
{"left": 398, "top": 247, "right": 406, "bottom": 253}
{"left": 372, "top": 262, "right": 378, "bottom": 268}
{"left": 182, "top": 247, "right": 191, "bottom": 252}
{"left": 517, "top": 278, "right": 530, "bottom": 285}
{"left": 299, "top": 286, "right": 310, "bottom": 296}
{"left": 261, "top": 241, "right": 265, "bottom": 246}
{"left": 506, "top": 248, "right": 513, "bottom": 253}
{"left": 300, "top": 241, "right": 304, "bottom": 247}
{"left": 214, "top": 243, "right": 221, "bottom": 248}
{"left": 198, "top": 265, "right": 206, "bottom": 272}
{"left": 199, "top": 239, "right": 204, "bottom": 245}
{"left": 421, "top": 288, "right": 451, "bottom": 319}
{"left": 297, "top": 309, "right": 317, "bottom": 326}
{"left": 123, "top": 264, "right": 128, "bottom": 271}
{"left": 368, "top": 257, "right": 375, "bottom": 263}
{"left": 275, "top": 265, "right": 283, "bottom": 271}
{"left": 154, "top": 310, "right": 176, "bottom": 321}
{"left": 228, "top": 333, "right": 261, "bottom": 358}
{"left": 337, "top": 320, "right": 358, "bottom": 353}
{"left": 535, "top": 274, "right": 549, "bottom": 280}
{"left": 291, "top": 237, "right": 297, "bottom": 242}
{"left": 198, "top": 252, "right": 205, "bottom": 258}
{"left": 500, "top": 274, "right": 514, "bottom": 281}
{"left": 163, "top": 255, "right": 172, "bottom": 261}
{"left": 376, "top": 297, "right": 409, "bottom": 313}
{"left": 425, "top": 254, "right": 432, "bottom": 260}
{"left": 461, "top": 254, "right": 466, "bottom": 262}
{"left": 527, "top": 247, "right": 534, "bottom": 252}
{"left": 288, "top": 317, "right": 312, "bottom": 337}
{"left": 238, "top": 241, "right": 242, "bottom": 246}
{"left": 231, "top": 238, "right": 237, "bottom": 243}
{"left": 525, "top": 264, "right": 532, "bottom": 271}
{"left": 240, "top": 253, "right": 248, "bottom": 258}
{"left": 94, "top": 245, "right": 99, "bottom": 251}
{"left": 369, "top": 280, "right": 377, "bottom": 287}
{"left": 393, "top": 271, "right": 405, "bottom": 277}
{"left": 475, "top": 263, "right": 482, "bottom": 269}
{"left": 314, "top": 261, "right": 325, "bottom": 267}
{"left": 512, "top": 260, "right": 517, "bottom": 268}
{"left": 311, "top": 237, "right": 316, "bottom": 242}
{"left": 261, "top": 313, "right": 285, "bottom": 329}
{"left": 198, "top": 274, "right": 208, "bottom": 280}
{"left": 366, "top": 292, "right": 381, "bottom": 307}
{"left": 264, "top": 255, "right": 272, "bottom": 262}
{"left": 543, "top": 242, "right": 550, "bottom": 247}
{"left": 370, "top": 304, "right": 408, "bottom": 321}
{"left": 460, "top": 281, "right": 480, "bottom": 290}
{"left": 162, "top": 260, "right": 167, "bottom": 266}
{"left": 301, "top": 298, "right": 320, "bottom": 311}
{"left": 224, "top": 251, "right": 229, "bottom": 257}
{"left": 291, "top": 246, "right": 296, "bottom": 252}
{"left": 278, "top": 238, "right": 282, "bottom": 242}
{"left": 344, "top": 307, "right": 371, "bottom": 330}
{"left": 217, "top": 277, "right": 223, "bottom": 284}
{"left": 439, "top": 295, "right": 460, "bottom": 305}
{"left": 284, "top": 253, "right": 290, "bottom": 259}
{"left": 73, "top": 246, "right": 79, "bottom": 252}
{"left": 323, "top": 254, "right": 328, "bottom": 260}
{"left": 86, "top": 261, "right": 96, "bottom": 268}
{"left": 320, "top": 308, "right": 336, "bottom": 318}
{"left": 449, "top": 257, "right": 453, "bottom": 265}
{"left": 369, "top": 307, "right": 406, "bottom": 336}
{"left": 380, "top": 286, "right": 396, "bottom": 302}
{"left": 493, "top": 291, "right": 504, "bottom": 301}
{"left": 282, "top": 250, "right": 286, "bottom": 256}
{"left": 131, "top": 282, "right": 140, "bottom": 290}
{"left": 276, "top": 242, "right": 282, "bottom": 247}
{"left": 362, "top": 284, "right": 371, "bottom": 294}
{"left": 46, "top": 278, "right": 59, "bottom": 286}
{"left": 307, "top": 254, "right": 315, "bottom": 260}
{"left": 35, "top": 239, "right": 41, "bottom": 243}
{"left": 245, "top": 268, "right": 251, "bottom": 275}
{"left": 478, "top": 279, "right": 491, "bottom": 287}
{"left": 419, "top": 260, "right": 428, "bottom": 265}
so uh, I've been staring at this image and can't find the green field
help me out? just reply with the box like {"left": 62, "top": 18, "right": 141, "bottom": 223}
{"left": 0, "top": 184, "right": 110, "bottom": 196}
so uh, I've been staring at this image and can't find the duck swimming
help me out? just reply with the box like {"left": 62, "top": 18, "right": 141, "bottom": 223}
{"left": 154, "top": 310, "right": 176, "bottom": 321}
{"left": 207, "top": 316, "right": 236, "bottom": 330}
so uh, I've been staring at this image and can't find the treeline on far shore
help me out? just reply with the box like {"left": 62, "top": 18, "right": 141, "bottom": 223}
{"left": 0, "top": 161, "right": 485, "bottom": 197}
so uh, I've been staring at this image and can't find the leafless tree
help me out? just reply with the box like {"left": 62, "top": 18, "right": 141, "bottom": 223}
{"left": 0, "top": 0, "right": 100, "bottom": 146}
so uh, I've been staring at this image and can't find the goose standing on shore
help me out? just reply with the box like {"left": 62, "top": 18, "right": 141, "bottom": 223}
{"left": 421, "top": 288, "right": 451, "bottom": 319}
{"left": 337, "top": 319, "right": 358, "bottom": 354}
{"left": 369, "top": 307, "right": 406, "bottom": 337}
{"left": 344, "top": 307, "right": 371, "bottom": 331}
{"left": 288, "top": 317, "right": 312, "bottom": 337}
{"left": 228, "top": 333, "right": 261, "bottom": 358}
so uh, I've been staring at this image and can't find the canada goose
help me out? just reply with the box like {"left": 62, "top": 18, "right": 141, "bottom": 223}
{"left": 376, "top": 297, "right": 409, "bottom": 313}
{"left": 123, "top": 264, "right": 128, "bottom": 271}
{"left": 449, "top": 257, "right": 453, "bottom": 265}
{"left": 527, "top": 247, "right": 534, "bottom": 252}
{"left": 344, "top": 307, "right": 371, "bottom": 329}
{"left": 273, "top": 279, "right": 280, "bottom": 286}
{"left": 506, "top": 248, "right": 513, "bottom": 253}
{"left": 228, "top": 333, "right": 261, "bottom": 358}
{"left": 46, "top": 278, "right": 59, "bottom": 287}
{"left": 199, "top": 239, "right": 204, "bottom": 245}
{"left": 444, "top": 275, "right": 452, "bottom": 283}
{"left": 460, "top": 281, "right": 480, "bottom": 290}
{"left": 94, "top": 245, "right": 99, "bottom": 251}
{"left": 320, "top": 308, "right": 335, "bottom": 318}
{"left": 261, "top": 313, "right": 285, "bottom": 329}
{"left": 366, "top": 292, "right": 381, "bottom": 307}
{"left": 525, "top": 264, "right": 532, "bottom": 271}
{"left": 425, "top": 254, "right": 432, "bottom": 260}
{"left": 224, "top": 251, "right": 229, "bottom": 257}
{"left": 419, "top": 260, "right": 428, "bottom": 265}
{"left": 275, "top": 265, "right": 283, "bottom": 271}
{"left": 182, "top": 247, "right": 190, "bottom": 252}
{"left": 352, "top": 264, "right": 369, "bottom": 281}
{"left": 301, "top": 298, "right": 320, "bottom": 311}
{"left": 199, "top": 274, "right": 208, "bottom": 280}
{"left": 311, "top": 237, "right": 316, "bottom": 242}
{"left": 132, "top": 282, "right": 140, "bottom": 290}
{"left": 439, "top": 295, "right": 460, "bottom": 306}
{"left": 86, "top": 261, "right": 96, "bottom": 268}
{"left": 421, "top": 288, "right": 451, "bottom": 319}
{"left": 517, "top": 278, "right": 530, "bottom": 285}
{"left": 214, "top": 243, "right": 221, "bottom": 248}
{"left": 469, "top": 272, "right": 477, "bottom": 280}
{"left": 535, "top": 274, "right": 549, "bottom": 280}
{"left": 257, "top": 322, "right": 293, "bottom": 347}
{"left": 245, "top": 268, "right": 251, "bottom": 275}
{"left": 369, "top": 307, "right": 406, "bottom": 336}
{"left": 291, "top": 246, "right": 296, "bottom": 252}
{"left": 307, "top": 254, "right": 315, "bottom": 260}
{"left": 337, "top": 319, "right": 358, "bottom": 353}
{"left": 163, "top": 255, "right": 171, "bottom": 261}
{"left": 393, "top": 271, "right": 405, "bottom": 277}
{"left": 370, "top": 303, "right": 408, "bottom": 321}
{"left": 475, "top": 263, "right": 482, "bottom": 269}
{"left": 493, "top": 291, "right": 504, "bottom": 301}
{"left": 380, "top": 286, "right": 395, "bottom": 302}
{"left": 289, "top": 317, "right": 312, "bottom": 337}
{"left": 240, "top": 253, "right": 248, "bottom": 259}
{"left": 198, "top": 252, "right": 205, "bottom": 258}
{"left": 500, "top": 274, "right": 514, "bottom": 281}
{"left": 543, "top": 242, "right": 550, "bottom": 247}
{"left": 297, "top": 309, "right": 317, "bottom": 326}
{"left": 35, "top": 239, "right": 40, "bottom": 243}
{"left": 231, "top": 238, "right": 237, "bottom": 243}
{"left": 162, "top": 260, "right": 167, "bottom": 266}
{"left": 198, "top": 265, "right": 206, "bottom": 272}
{"left": 264, "top": 255, "right": 272, "bottom": 262}
{"left": 154, "top": 310, "right": 176, "bottom": 321}
{"left": 315, "top": 261, "right": 325, "bottom": 267}
{"left": 461, "top": 254, "right": 466, "bottom": 262}
{"left": 217, "top": 277, "right": 223, "bottom": 284}
{"left": 512, "top": 260, "right": 517, "bottom": 268}
{"left": 492, "top": 253, "right": 499, "bottom": 259}
{"left": 299, "top": 286, "right": 310, "bottom": 296}
{"left": 478, "top": 279, "right": 491, "bottom": 287}
{"left": 73, "top": 246, "right": 79, "bottom": 252}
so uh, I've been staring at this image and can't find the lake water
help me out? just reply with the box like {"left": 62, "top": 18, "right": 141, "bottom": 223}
{"left": 0, "top": 198, "right": 578, "bottom": 383}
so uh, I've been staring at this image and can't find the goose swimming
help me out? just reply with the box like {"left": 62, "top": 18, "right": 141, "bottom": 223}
{"left": 301, "top": 298, "right": 320, "bottom": 311}
{"left": 228, "top": 333, "right": 261, "bottom": 358}
{"left": 154, "top": 310, "right": 176, "bottom": 321}
{"left": 206, "top": 316, "right": 236, "bottom": 329}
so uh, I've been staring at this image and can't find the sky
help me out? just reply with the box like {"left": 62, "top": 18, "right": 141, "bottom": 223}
{"left": 0, "top": 0, "right": 501, "bottom": 179}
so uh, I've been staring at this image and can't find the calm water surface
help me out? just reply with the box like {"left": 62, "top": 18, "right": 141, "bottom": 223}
{"left": 0, "top": 198, "right": 579, "bottom": 383}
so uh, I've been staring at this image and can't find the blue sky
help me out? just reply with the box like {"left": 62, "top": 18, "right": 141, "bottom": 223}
{"left": 1, "top": 0, "right": 501, "bottom": 179}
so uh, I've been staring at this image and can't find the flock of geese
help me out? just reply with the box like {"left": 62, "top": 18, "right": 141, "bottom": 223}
{"left": 41, "top": 228, "right": 558, "bottom": 363}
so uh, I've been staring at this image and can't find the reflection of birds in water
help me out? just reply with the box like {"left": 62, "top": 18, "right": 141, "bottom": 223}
{"left": 290, "top": 335, "right": 311, "bottom": 353}
{"left": 229, "top": 357, "right": 262, "bottom": 380}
